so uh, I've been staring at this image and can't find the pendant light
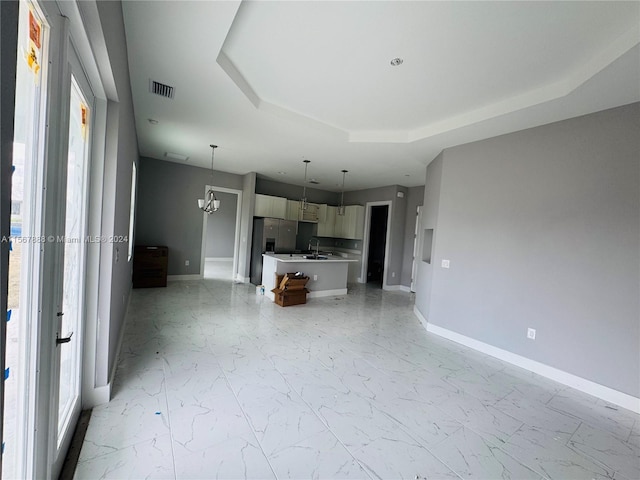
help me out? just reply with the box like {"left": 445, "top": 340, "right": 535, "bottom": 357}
{"left": 197, "top": 144, "right": 220, "bottom": 214}
{"left": 300, "top": 159, "right": 310, "bottom": 211}
{"left": 337, "top": 169, "right": 348, "bottom": 216}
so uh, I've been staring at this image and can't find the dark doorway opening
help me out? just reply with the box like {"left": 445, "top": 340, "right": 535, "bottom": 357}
{"left": 367, "top": 205, "right": 389, "bottom": 287}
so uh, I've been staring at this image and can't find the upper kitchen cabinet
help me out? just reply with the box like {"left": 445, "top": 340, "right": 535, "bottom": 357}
{"left": 254, "top": 194, "right": 287, "bottom": 219}
{"left": 286, "top": 200, "right": 300, "bottom": 221}
{"left": 300, "top": 202, "right": 319, "bottom": 223}
{"left": 317, "top": 204, "right": 337, "bottom": 237}
{"left": 335, "top": 205, "right": 365, "bottom": 239}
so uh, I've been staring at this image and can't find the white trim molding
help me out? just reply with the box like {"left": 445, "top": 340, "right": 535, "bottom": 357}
{"left": 413, "top": 306, "right": 640, "bottom": 414}
{"left": 384, "top": 284, "right": 411, "bottom": 293}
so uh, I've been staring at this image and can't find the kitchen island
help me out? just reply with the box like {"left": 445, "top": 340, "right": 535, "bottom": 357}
{"left": 261, "top": 253, "right": 356, "bottom": 300}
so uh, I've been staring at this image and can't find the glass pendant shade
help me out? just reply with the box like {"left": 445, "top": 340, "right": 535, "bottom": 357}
{"left": 300, "top": 159, "right": 310, "bottom": 211}
{"left": 337, "top": 169, "right": 348, "bottom": 216}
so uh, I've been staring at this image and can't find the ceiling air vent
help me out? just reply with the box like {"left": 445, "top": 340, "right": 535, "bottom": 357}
{"left": 149, "top": 80, "right": 174, "bottom": 99}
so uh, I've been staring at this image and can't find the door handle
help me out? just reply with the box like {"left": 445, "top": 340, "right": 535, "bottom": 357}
{"left": 56, "top": 332, "right": 73, "bottom": 345}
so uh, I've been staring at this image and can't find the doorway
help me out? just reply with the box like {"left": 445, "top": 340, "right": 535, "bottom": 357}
{"left": 366, "top": 205, "right": 389, "bottom": 287}
{"left": 200, "top": 187, "right": 242, "bottom": 281}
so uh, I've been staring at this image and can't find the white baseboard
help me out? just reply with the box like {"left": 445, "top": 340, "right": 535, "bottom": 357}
{"left": 235, "top": 275, "right": 250, "bottom": 283}
{"left": 413, "top": 307, "right": 640, "bottom": 414}
{"left": 205, "top": 257, "right": 233, "bottom": 261}
{"left": 384, "top": 284, "right": 411, "bottom": 292}
{"left": 167, "top": 274, "right": 202, "bottom": 281}
{"left": 413, "top": 305, "right": 429, "bottom": 330}
{"left": 308, "top": 288, "right": 347, "bottom": 298}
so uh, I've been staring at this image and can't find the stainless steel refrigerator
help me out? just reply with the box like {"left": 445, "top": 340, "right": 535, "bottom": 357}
{"left": 250, "top": 218, "right": 297, "bottom": 285}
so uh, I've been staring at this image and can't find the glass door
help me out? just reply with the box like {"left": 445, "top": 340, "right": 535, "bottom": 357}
{"left": 52, "top": 48, "right": 94, "bottom": 474}
{"left": 2, "top": 2, "right": 49, "bottom": 478}
{"left": 2, "top": 2, "right": 98, "bottom": 477}
{"left": 56, "top": 74, "right": 90, "bottom": 445}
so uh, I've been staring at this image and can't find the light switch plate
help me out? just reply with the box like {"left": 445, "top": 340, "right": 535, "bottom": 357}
{"left": 441, "top": 259, "right": 450, "bottom": 268}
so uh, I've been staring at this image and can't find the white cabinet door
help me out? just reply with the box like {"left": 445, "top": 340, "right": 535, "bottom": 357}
{"left": 318, "top": 205, "right": 336, "bottom": 237}
{"left": 300, "top": 202, "right": 319, "bottom": 222}
{"left": 286, "top": 200, "right": 301, "bottom": 221}
{"left": 345, "top": 205, "right": 365, "bottom": 239}
{"left": 334, "top": 207, "right": 345, "bottom": 238}
{"left": 255, "top": 194, "right": 286, "bottom": 219}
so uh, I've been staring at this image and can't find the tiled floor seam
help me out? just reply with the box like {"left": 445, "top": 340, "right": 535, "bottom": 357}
{"left": 161, "top": 352, "right": 179, "bottom": 480}
{"left": 209, "top": 341, "right": 280, "bottom": 480}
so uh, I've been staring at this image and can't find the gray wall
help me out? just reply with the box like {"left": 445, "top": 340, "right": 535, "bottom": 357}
{"left": 136, "top": 157, "right": 245, "bottom": 275}
{"left": 415, "top": 154, "right": 443, "bottom": 317}
{"left": 415, "top": 103, "right": 640, "bottom": 396}
{"left": 401, "top": 186, "right": 425, "bottom": 287}
{"left": 95, "top": 0, "right": 140, "bottom": 385}
{"left": 344, "top": 185, "right": 408, "bottom": 286}
{"left": 256, "top": 177, "right": 340, "bottom": 205}
{"left": 205, "top": 191, "right": 237, "bottom": 258}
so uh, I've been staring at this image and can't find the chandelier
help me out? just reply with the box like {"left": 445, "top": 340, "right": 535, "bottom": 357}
{"left": 197, "top": 144, "right": 220, "bottom": 214}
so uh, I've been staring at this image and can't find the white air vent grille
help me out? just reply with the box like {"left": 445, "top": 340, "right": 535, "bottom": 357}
{"left": 150, "top": 80, "right": 174, "bottom": 99}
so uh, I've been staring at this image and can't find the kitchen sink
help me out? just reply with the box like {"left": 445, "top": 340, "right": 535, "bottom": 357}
{"left": 303, "top": 255, "right": 328, "bottom": 260}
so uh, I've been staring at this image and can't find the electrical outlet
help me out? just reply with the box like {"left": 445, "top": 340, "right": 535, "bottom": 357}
{"left": 441, "top": 259, "right": 450, "bottom": 268}
{"left": 527, "top": 328, "right": 536, "bottom": 340}
{"left": 313, "top": 274, "right": 318, "bottom": 281}
{"left": 185, "top": 260, "right": 190, "bottom": 266}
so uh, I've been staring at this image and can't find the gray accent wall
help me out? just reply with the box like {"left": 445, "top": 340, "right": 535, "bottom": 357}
{"left": 136, "top": 157, "right": 245, "bottom": 275}
{"left": 205, "top": 191, "right": 237, "bottom": 258}
{"left": 256, "top": 177, "right": 340, "bottom": 205}
{"left": 415, "top": 103, "right": 640, "bottom": 396}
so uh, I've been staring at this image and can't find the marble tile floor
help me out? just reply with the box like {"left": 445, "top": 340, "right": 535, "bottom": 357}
{"left": 74, "top": 278, "right": 640, "bottom": 479}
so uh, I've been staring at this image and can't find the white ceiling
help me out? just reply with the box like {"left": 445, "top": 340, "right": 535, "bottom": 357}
{"left": 122, "top": 1, "right": 640, "bottom": 192}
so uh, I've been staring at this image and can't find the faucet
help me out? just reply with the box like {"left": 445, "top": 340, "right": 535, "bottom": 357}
{"left": 308, "top": 237, "right": 320, "bottom": 257}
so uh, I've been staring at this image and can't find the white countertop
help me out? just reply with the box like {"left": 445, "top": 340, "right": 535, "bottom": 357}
{"left": 263, "top": 253, "right": 357, "bottom": 263}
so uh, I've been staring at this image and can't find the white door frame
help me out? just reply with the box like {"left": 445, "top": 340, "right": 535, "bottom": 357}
{"left": 200, "top": 186, "right": 243, "bottom": 281}
{"left": 360, "top": 200, "right": 393, "bottom": 290}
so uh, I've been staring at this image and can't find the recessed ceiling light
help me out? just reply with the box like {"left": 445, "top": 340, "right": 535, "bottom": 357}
{"left": 390, "top": 57, "right": 404, "bottom": 66}
{"left": 165, "top": 152, "right": 189, "bottom": 161}
{"left": 148, "top": 118, "right": 159, "bottom": 124}
{"left": 277, "top": 171, "right": 287, "bottom": 175}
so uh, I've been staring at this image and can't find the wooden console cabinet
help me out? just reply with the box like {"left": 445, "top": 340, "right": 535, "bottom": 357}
{"left": 132, "top": 246, "right": 168, "bottom": 288}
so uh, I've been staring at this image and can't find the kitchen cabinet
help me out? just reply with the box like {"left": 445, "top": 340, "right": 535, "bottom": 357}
{"left": 300, "top": 202, "right": 319, "bottom": 223}
{"left": 318, "top": 204, "right": 363, "bottom": 239}
{"left": 286, "top": 200, "right": 300, "bottom": 221}
{"left": 254, "top": 194, "right": 287, "bottom": 219}
{"left": 317, "top": 205, "right": 336, "bottom": 236}
{"left": 335, "top": 205, "right": 364, "bottom": 239}
{"left": 345, "top": 205, "right": 365, "bottom": 239}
